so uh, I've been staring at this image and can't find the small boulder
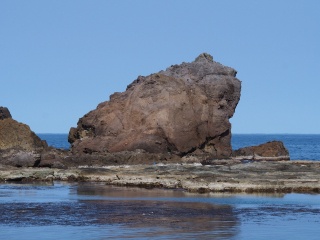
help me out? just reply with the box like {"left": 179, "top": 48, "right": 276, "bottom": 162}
{"left": 232, "top": 141, "right": 290, "bottom": 161}
{"left": 39, "top": 149, "right": 68, "bottom": 169}
{"left": 6, "top": 151, "right": 40, "bottom": 167}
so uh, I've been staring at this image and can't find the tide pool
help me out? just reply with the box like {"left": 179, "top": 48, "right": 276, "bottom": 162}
{"left": 1, "top": 182, "right": 320, "bottom": 239}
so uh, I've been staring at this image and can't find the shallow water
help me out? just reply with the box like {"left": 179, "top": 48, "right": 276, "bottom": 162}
{"left": 1, "top": 182, "right": 320, "bottom": 239}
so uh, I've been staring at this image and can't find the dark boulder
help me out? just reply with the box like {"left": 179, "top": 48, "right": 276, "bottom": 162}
{"left": 232, "top": 141, "right": 290, "bottom": 161}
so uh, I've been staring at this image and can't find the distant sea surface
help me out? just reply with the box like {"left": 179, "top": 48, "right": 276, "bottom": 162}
{"left": 38, "top": 133, "right": 320, "bottom": 161}
{"left": 232, "top": 134, "right": 320, "bottom": 161}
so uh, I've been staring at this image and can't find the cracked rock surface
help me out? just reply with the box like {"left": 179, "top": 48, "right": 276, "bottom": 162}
{"left": 1, "top": 161, "right": 320, "bottom": 194}
{"left": 69, "top": 53, "right": 241, "bottom": 159}
{"left": 0, "top": 107, "right": 48, "bottom": 167}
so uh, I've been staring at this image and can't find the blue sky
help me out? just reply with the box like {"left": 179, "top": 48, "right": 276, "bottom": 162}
{"left": 1, "top": 0, "right": 319, "bottom": 134}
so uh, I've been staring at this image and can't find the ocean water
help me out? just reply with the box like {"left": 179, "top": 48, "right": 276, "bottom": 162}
{"left": 38, "top": 133, "right": 320, "bottom": 160}
{"left": 232, "top": 134, "right": 320, "bottom": 160}
{"left": 1, "top": 182, "right": 320, "bottom": 240}
{"left": 38, "top": 134, "right": 70, "bottom": 150}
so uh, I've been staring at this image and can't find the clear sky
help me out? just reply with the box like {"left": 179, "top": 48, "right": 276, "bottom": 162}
{"left": 1, "top": 0, "right": 319, "bottom": 134}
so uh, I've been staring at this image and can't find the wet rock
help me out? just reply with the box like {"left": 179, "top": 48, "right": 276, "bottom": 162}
{"left": 232, "top": 141, "right": 290, "bottom": 161}
{"left": 1, "top": 168, "right": 54, "bottom": 182}
{"left": 69, "top": 53, "right": 241, "bottom": 160}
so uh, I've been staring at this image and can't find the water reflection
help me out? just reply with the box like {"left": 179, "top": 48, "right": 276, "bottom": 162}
{"left": 79, "top": 200, "right": 239, "bottom": 238}
{"left": 1, "top": 182, "right": 320, "bottom": 239}
{"left": 76, "top": 183, "right": 287, "bottom": 199}
{"left": 76, "top": 184, "right": 240, "bottom": 238}
{"left": 0, "top": 182, "right": 240, "bottom": 239}
{"left": 75, "top": 184, "right": 240, "bottom": 236}
{"left": 76, "top": 183, "right": 201, "bottom": 198}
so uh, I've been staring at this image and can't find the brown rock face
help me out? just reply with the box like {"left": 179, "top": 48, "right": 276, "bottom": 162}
{"left": 0, "top": 107, "right": 12, "bottom": 120}
{"left": 232, "top": 141, "right": 290, "bottom": 161}
{"left": 0, "top": 119, "right": 47, "bottom": 152}
{"left": 69, "top": 53, "right": 241, "bottom": 158}
{"left": 0, "top": 107, "right": 48, "bottom": 167}
{"left": 0, "top": 118, "right": 47, "bottom": 152}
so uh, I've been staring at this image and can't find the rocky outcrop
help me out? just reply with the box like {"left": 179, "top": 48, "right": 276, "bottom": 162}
{"left": 0, "top": 107, "right": 12, "bottom": 120}
{"left": 232, "top": 141, "right": 290, "bottom": 161}
{"left": 0, "top": 107, "right": 48, "bottom": 167}
{"left": 69, "top": 53, "right": 241, "bottom": 159}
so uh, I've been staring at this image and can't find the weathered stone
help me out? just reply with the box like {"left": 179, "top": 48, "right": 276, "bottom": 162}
{"left": 0, "top": 167, "right": 54, "bottom": 182}
{"left": 62, "top": 151, "right": 181, "bottom": 168}
{"left": 2, "top": 161, "right": 320, "bottom": 193}
{"left": 0, "top": 107, "right": 47, "bottom": 152}
{"left": 38, "top": 159, "right": 66, "bottom": 169}
{"left": 232, "top": 141, "right": 290, "bottom": 161}
{"left": 5, "top": 151, "right": 40, "bottom": 167}
{"left": 69, "top": 53, "right": 241, "bottom": 159}
{"left": 0, "top": 107, "right": 12, "bottom": 120}
{"left": 0, "top": 107, "right": 48, "bottom": 166}
{"left": 38, "top": 149, "right": 69, "bottom": 169}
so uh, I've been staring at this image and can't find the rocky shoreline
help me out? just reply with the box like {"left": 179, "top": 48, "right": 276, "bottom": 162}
{"left": 1, "top": 54, "right": 315, "bottom": 194}
{"left": 1, "top": 160, "right": 319, "bottom": 194}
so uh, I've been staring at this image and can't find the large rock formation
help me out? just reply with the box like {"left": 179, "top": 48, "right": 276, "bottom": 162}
{"left": 69, "top": 53, "right": 241, "bottom": 159}
{"left": 0, "top": 107, "right": 48, "bottom": 167}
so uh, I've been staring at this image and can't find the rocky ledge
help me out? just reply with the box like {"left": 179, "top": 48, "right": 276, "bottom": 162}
{"left": 1, "top": 161, "right": 319, "bottom": 194}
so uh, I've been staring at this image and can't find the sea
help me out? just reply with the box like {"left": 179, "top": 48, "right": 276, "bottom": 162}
{"left": 1, "top": 134, "right": 320, "bottom": 239}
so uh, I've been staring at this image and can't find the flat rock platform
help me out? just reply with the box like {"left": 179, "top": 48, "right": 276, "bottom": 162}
{"left": 1, "top": 160, "right": 320, "bottom": 194}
